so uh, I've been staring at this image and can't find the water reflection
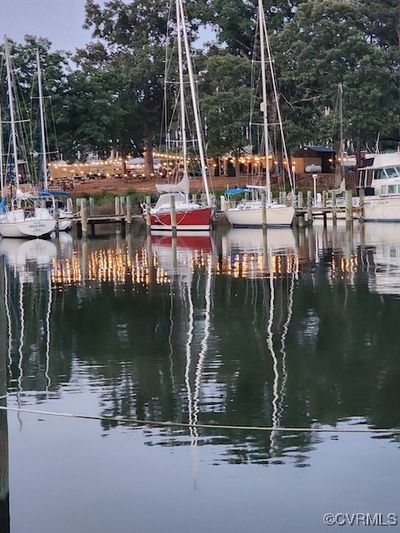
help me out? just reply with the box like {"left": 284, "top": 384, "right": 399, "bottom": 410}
{"left": 1, "top": 223, "right": 400, "bottom": 473}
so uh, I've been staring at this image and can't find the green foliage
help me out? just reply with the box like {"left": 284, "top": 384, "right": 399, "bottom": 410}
{"left": 1, "top": 0, "right": 399, "bottom": 167}
{"left": 274, "top": 0, "right": 399, "bottom": 148}
{"left": 199, "top": 51, "right": 252, "bottom": 156}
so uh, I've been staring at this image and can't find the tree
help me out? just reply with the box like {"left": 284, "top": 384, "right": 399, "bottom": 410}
{"left": 273, "top": 0, "right": 399, "bottom": 150}
{"left": 79, "top": 0, "right": 211, "bottom": 177}
{"left": 0, "top": 36, "right": 70, "bottom": 182}
{"left": 199, "top": 51, "right": 252, "bottom": 171}
{"left": 208, "top": 0, "right": 306, "bottom": 56}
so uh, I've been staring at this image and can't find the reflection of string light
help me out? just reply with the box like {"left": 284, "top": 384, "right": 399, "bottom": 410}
{"left": 49, "top": 244, "right": 363, "bottom": 286}
{"left": 52, "top": 248, "right": 171, "bottom": 287}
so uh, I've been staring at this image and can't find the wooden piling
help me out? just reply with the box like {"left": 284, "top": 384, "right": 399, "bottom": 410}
{"left": 170, "top": 194, "right": 177, "bottom": 237}
{"left": 323, "top": 211, "right": 327, "bottom": 228}
{"left": 55, "top": 210, "right": 60, "bottom": 236}
{"left": 115, "top": 196, "right": 120, "bottom": 217}
{"left": 332, "top": 191, "right": 337, "bottom": 226}
{"left": 126, "top": 196, "right": 132, "bottom": 227}
{"left": 307, "top": 190, "right": 313, "bottom": 225}
{"left": 261, "top": 192, "right": 267, "bottom": 230}
{"left": 322, "top": 190, "right": 328, "bottom": 208}
{"left": 145, "top": 196, "right": 151, "bottom": 234}
{"left": 298, "top": 191, "right": 304, "bottom": 209}
{"left": 89, "top": 197, "right": 95, "bottom": 216}
{"left": 81, "top": 198, "right": 88, "bottom": 237}
{"left": 345, "top": 190, "right": 353, "bottom": 226}
{"left": 282, "top": 191, "right": 287, "bottom": 206}
{"left": 359, "top": 187, "right": 365, "bottom": 219}
{"left": 67, "top": 197, "right": 73, "bottom": 215}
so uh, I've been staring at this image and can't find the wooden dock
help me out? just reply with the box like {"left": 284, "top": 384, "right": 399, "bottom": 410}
{"left": 71, "top": 189, "right": 362, "bottom": 237}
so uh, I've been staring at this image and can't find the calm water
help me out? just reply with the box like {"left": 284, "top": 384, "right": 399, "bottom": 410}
{"left": 1, "top": 222, "right": 400, "bottom": 533}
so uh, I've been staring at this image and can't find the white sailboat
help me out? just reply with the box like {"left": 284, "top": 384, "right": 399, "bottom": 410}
{"left": 0, "top": 38, "right": 56, "bottom": 238}
{"left": 148, "top": 0, "right": 213, "bottom": 232}
{"left": 226, "top": 0, "right": 294, "bottom": 228}
{"left": 36, "top": 49, "right": 73, "bottom": 231}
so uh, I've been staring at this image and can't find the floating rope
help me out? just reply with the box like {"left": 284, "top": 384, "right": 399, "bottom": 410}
{"left": 0, "top": 405, "right": 398, "bottom": 434}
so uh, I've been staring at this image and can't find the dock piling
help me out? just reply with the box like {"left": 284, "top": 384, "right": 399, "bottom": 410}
{"left": 145, "top": 196, "right": 151, "bottom": 234}
{"left": 359, "top": 187, "right": 365, "bottom": 219}
{"left": 298, "top": 191, "right": 304, "bottom": 209}
{"left": 114, "top": 197, "right": 120, "bottom": 217}
{"left": 307, "top": 190, "right": 313, "bottom": 225}
{"left": 170, "top": 195, "right": 177, "bottom": 237}
{"left": 332, "top": 191, "right": 337, "bottom": 226}
{"left": 346, "top": 190, "right": 353, "bottom": 226}
{"left": 261, "top": 192, "right": 267, "bottom": 230}
{"left": 81, "top": 198, "right": 88, "bottom": 237}
{"left": 126, "top": 196, "right": 132, "bottom": 227}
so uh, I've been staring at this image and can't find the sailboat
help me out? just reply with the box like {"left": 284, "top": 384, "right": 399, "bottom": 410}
{"left": 225, "top": 0, "right": 295, "bottom": 228}
{"left": 35, "top": 50, "right": 73, "bottom": 231}
{"left": 0, "top": 38, "right": 56, "bottom": 238}
{"left": 148, "top": 0, "right": 213, "bottom": 233}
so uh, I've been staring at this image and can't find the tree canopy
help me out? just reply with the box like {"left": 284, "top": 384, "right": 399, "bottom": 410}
{"left": 0, "top": 0, "right": 398, "bottom": 172}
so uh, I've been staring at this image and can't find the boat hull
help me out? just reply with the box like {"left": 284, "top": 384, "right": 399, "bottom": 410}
{"left": 362, "top": 196, "right": 400, "bottom": 222}
{"left": 226, "top": 205, "right": 294, "bottom": 227}
{"left": 0, "top": 218, "right": 56, "bottom": 238}
{"left": 150, "top": 207, "right": 213, "bottom": 232}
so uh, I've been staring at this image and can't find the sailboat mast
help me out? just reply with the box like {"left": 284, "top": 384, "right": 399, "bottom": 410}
{"left": 4, "top": 37, "right": 19, "bottom": 190}
{"left": 36, "top": 49, "right": 48, "bottom": 189}
{"left": 178, "top": 0, "right": 211, "bottom": 207}
{"left": 339, "top": 82, "right": 343, "bottom": 181}
{"left": 258, "top": 0, "right": 271, "bottom": 204}
{"left": 176, "top": 0, "right": 188, "bottom": 180}
{"left": 263, "top": 15, "right": 295, "bottom": 196}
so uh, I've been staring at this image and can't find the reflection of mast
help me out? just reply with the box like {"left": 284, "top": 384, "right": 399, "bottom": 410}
{"left": 191, "top": 255, "right": 213, "bottom": 489}
{"left": 17, "top": 279, "right": 24, "bottom": 429}
{"left": 266, "top": 266, "right": 279, "bottom": 452}
{"left": 184, "top": 276, "right": 195, "bottom": 445}
{"left": 44, "top": 268, "right": 52, "bottom": 393}
{"left": 0, "top": 259, "right": 10, "bottom": 533}
{"left": 278, "top": 257, "right": 298, "bottom": 423}
{"left": 193, "top": 256, "right": 213, "bottom": 433}
{"left": 3, "top": 267, "right": 12, "bottom": 374}
{"left": 266, "top": 252, "right": 298, "bottom": 455}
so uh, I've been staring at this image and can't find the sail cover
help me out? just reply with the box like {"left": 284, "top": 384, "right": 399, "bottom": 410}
{"left": 156, "top": 173, "right": 189, "bottom": 195}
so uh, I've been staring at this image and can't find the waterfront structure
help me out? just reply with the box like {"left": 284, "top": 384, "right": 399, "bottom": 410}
{"left": 359, "top": 152, "right": 400, "bottom": 221}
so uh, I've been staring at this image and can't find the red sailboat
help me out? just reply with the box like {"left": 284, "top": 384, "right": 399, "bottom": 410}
{"left": 146, "top": 0, "right": 213, "bottom": 233}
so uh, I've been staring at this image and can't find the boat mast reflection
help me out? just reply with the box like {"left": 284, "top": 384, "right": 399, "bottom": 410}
{"left": 0, "top": 259, "right": 10, "bottom": 533}
{"left": 152, "top": 234, "right": 215, "bottom": 487}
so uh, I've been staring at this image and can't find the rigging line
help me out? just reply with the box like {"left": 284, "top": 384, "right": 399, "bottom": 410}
{"left": 0, "top": 405, "right": 398, "bottom": 434}
{"left": 49, "top": 96, "right": 59, "bottom": 157}
{"left": 262, "top": 14, "right": 294, "bottom": 194}
{"left": 161, "top": 0, "right": 174, "bottom": 153}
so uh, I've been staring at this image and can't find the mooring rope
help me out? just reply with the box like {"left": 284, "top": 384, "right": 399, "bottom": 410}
{"left": 0, "top": 405, "right": 398, "bottom": 434}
